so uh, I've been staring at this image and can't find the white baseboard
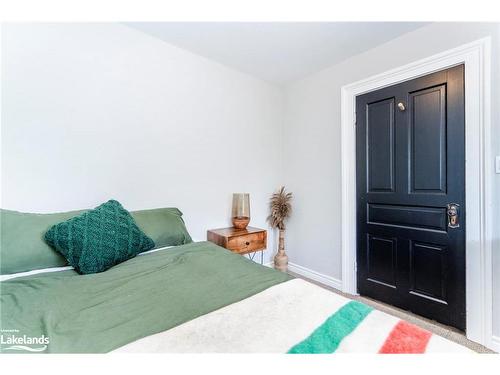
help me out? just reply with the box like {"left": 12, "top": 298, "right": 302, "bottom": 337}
{"left": 287, "top": 262, "right": 342, "bottom": 291}
{"left": 490, "top": 335, "right": 500, "bottom": 353}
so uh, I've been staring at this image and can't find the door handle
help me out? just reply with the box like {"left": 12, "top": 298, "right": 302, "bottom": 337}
{"left": 447, "top": 203, "right": 460, "bottom": 228}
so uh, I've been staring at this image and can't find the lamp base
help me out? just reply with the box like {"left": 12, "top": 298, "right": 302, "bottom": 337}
{"left": 232, "top": 217, "right": 250, "bottom": 229}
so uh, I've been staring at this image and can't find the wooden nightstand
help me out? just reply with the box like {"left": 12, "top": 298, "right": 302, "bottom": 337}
{"left": 207, "top": 226, "right": 267, "bottom": 264}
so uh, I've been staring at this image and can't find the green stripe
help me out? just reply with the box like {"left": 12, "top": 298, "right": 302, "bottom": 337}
{"left": 287, "top": 301, "right": 373, "bottom": 354}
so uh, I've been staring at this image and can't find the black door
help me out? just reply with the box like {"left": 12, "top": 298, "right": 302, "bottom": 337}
{"left": 356, "top": 65, "right": 465, "bottom": 330}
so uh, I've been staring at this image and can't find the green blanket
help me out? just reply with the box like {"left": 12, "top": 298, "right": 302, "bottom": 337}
{"left": 0, "top": 242, "right": 291, "bottom": 353}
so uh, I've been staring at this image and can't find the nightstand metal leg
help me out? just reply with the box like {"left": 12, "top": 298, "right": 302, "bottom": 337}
{"left": 247, "top": 250, "right": 264, "bottom": 265}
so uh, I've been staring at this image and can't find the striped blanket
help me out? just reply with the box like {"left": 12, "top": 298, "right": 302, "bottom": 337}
{"left": 115, "top": 279, "right": 471, "bottom": 353}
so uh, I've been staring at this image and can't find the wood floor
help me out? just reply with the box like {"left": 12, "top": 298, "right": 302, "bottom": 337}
{"left": 288, "top": 271, "right": 495, "bottom": 353}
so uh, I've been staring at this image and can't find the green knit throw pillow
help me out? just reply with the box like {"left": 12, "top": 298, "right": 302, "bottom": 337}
{"left": 44, "top": 200, "right": 155, "bottom": 274}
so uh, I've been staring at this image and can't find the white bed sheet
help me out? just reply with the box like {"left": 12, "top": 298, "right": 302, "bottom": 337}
{"left": 0, "top": 243, "right": 188, "bottom": 282}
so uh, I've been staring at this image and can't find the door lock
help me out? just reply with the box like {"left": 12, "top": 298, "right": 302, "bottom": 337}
{"left": 447, "top": 203, "right": 460, "bottom": 228}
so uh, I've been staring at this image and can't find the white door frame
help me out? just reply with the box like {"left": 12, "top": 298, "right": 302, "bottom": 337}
{"left": 340, "top": 37, "right": 493, "bottom": 348}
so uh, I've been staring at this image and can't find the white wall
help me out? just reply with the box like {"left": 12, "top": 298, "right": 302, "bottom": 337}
{"left": 0, "top": 23, "right": 284, "bottom": 263}
{"left": 282, "top": 22, "right": 500, "bottom": 340}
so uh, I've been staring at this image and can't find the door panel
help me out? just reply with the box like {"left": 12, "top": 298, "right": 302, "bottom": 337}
{"left": 409, "top": 241, "right": 447, "bottom": 303}
{"left": 366, "top": 234, "right": 397, "bottom": 288}
{"left": 356, "top": 65, "right": 465, "bottom": 330}
{"left": 367, "top": 98, "right": 395, "bottom": 192}
{"left": 409, "top": 85, "right": 447, "bottom": 193}
{"left": 367, "top": 204, "right": 447, "bottom": 232}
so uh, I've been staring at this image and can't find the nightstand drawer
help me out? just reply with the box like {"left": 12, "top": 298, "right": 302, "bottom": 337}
{"left": 227, "top": 232, "right": 266, "bottom": 254}
{"left": 207, "top": 227, "right": 267, "bottom": 257}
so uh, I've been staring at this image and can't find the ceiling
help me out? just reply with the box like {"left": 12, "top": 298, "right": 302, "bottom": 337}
{"left": 125, "top": 22, "right": 429, "bottom": 85}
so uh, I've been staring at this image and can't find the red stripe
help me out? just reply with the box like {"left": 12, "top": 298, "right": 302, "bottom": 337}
{"left": 379, "top": 320, "right": 432, "bottom": 354}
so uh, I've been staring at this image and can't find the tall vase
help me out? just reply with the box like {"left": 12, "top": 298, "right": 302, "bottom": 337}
{"left": 274, "top": 229, "right": 288, "bottom": 272}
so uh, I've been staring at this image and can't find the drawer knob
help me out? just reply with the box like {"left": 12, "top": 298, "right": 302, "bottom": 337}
{"left": 245, "top": 241, "right": 250, "bottom": 246}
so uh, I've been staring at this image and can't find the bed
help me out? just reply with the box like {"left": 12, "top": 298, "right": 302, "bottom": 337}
{"left": 1, "top": 240, "right": 471, "bottom": 353}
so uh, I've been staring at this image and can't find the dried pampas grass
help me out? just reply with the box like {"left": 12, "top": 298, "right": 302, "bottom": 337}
{"left": 267, "top": 186, "right": 292, "bottom": 230}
